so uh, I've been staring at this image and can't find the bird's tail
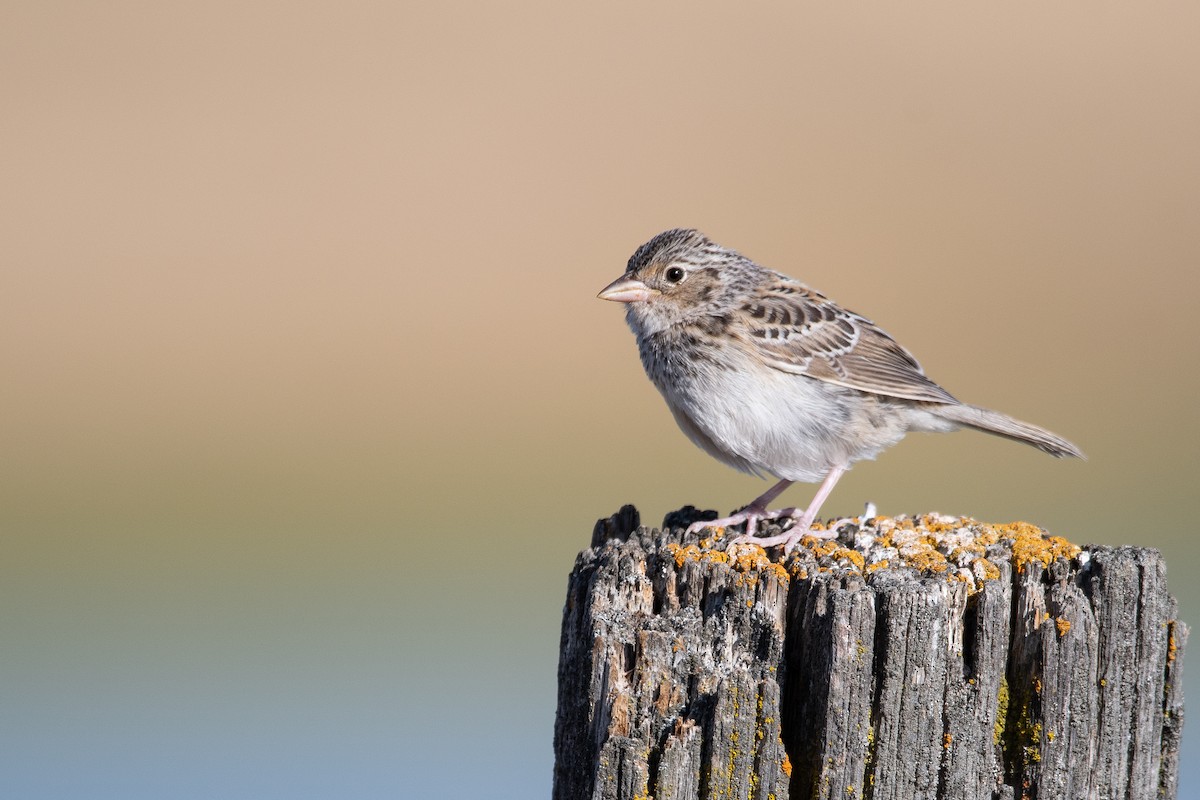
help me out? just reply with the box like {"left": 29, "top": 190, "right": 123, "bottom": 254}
{"left": 930, "top": 403, "right": 1085, "bottom": 459}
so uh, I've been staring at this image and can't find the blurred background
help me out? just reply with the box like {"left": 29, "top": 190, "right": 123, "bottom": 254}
{"left": 2, "top": 2, "right": 1197, "bottom": 797}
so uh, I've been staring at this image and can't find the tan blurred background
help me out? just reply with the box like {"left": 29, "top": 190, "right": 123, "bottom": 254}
{"left": 2, "top": 2, "right": 1198, "bottom": 796}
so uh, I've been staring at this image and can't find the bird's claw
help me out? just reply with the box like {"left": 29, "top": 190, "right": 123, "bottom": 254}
{"left": 690, "top": 506, "right": 840, "bottom": 554}
{"left": 685, "top": 504, "right": 789, "bottom": 539}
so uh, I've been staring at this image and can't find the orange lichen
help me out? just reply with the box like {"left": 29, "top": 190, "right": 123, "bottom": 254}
{"left": 973, "top": 557, "right": 1001, "bottom": 581}
{"left": 726, "top": 545, "right": 791, "bottom": 584}
{"left": 829, "top": 546, "right": 865, "bottom": 571}
{"left": 972, "top": 526, "right": 1001, "bottom": 547}
{"left": 992, "top": 521, "right": 1081, "bottom": 573}
{"left": 781, "top": 753, "right": 792, "bottom": 777}
{"left": 663, "top": 513, "right": 1082, "bottom": 601}
{"left": 905, "top": 549, "right": 949, "bottom": 573}
{"left": 919, "top": 514, "right": 962, "bottom": 535}
{"left": 1055, "top": 617, "right": 1072, "bottom": 637}
{"left": 666, "top": 542, "right": 729, "bottom": 569}
{"left": 808, "top": 539, "right": 842, "bottom": 559}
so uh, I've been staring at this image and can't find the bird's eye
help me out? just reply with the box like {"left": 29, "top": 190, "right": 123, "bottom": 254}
{"left": 665, "top": 267, "right": 686, "bottom": 283}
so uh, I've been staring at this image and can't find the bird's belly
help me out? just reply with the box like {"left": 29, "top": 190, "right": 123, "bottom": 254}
{"left": 658, "top": 362, "right": 908, "bottom": 483}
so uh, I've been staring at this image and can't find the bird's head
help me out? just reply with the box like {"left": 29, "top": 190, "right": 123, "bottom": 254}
{"left": 597, "top": 229, "right": 754, "bottom": 334}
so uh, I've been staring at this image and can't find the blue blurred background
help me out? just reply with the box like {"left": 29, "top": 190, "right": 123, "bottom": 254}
{"left": 3, "top": 2, "right": 1197, "bottom": 797}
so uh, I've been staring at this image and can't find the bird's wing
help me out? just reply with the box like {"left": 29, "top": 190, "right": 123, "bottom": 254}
{"left": 735, "top": 273, "right": 958, "bottom": 403}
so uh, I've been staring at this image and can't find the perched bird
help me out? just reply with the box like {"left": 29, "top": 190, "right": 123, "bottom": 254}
{"left": 598, "top": 229, "right": 1083, "bottom": 550}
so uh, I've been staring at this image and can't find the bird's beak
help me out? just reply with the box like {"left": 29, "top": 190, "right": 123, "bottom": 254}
{"left": 597, "top": 275, "right": 654, "bottom": 303}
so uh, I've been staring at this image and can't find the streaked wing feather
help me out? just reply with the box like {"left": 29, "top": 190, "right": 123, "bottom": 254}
{"left": 738, "top": 275, "right": 957, "bottom": 404}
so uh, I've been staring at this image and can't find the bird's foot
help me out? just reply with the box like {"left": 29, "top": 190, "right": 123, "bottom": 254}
{"left": 685, "top": 504, "right": 794, "bottom": 539}
{"left": 691, "top": 503, "right": 811, "bottom": 542}
{"left": 688, "top": 507, "right": 838, "bottom": 551}
{"left": 731, "top": 513, "right": 840, "bottom": 552}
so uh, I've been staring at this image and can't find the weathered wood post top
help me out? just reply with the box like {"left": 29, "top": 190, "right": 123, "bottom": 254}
{"left": 553, "top": 505, "right": 1188, "bottom": 800}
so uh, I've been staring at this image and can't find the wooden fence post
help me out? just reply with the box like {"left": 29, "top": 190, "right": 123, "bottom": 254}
{"left": 552, "top": 505, "right": 1188, "bottom": 800}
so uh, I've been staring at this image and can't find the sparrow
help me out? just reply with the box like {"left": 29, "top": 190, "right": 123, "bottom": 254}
{"left": 598, "top": 228, "right": 1083, "bottom": 550}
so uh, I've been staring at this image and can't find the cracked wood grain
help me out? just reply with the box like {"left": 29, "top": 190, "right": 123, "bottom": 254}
{"left": 553, "top": 506, "right": 1187, "bottom": 800}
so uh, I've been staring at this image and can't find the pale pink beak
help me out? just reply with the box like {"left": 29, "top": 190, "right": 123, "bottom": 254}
{"left": 597, "top": 275, "right": 654, "bottom": 303}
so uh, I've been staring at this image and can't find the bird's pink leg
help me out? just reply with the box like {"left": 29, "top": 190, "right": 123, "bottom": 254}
{"left": 685, "top": 478, "right": 793, "bottom": 537}
{"left": 726, "top": 465, "right": 849, "bottom": 548}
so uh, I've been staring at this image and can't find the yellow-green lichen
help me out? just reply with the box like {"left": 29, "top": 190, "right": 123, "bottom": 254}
{"left": 998, "top": 675, "right": 1045, "bottom": 774}
{"left": 994, "top": 677, "right": 1009, "bottom": 746}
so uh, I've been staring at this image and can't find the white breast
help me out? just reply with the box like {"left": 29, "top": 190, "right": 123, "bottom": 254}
{"left": 651, "top": 345, "right": 912, "bottom": 483}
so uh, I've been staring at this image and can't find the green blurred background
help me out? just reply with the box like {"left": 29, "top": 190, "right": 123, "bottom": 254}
{"left": 3, "top": 2, "right": 1197, "bottom": 797}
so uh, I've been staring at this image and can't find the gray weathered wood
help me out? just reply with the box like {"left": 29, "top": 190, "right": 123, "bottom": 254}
{"left": 553, "top": 505, "right": 1188, "bottom": 800}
